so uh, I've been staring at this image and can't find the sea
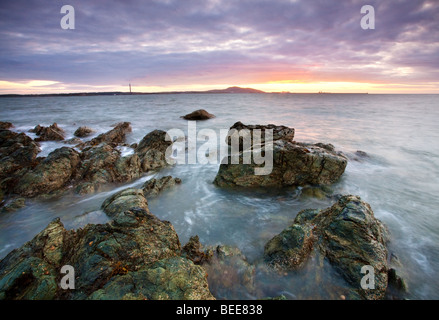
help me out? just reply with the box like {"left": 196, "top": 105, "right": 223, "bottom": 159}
{"left": 0, "top": 93, "right": 438, "bottom": 299}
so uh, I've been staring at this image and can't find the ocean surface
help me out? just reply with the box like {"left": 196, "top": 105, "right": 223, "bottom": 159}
{"left": 0, "top": 93, "right": 438, "bottom": 299}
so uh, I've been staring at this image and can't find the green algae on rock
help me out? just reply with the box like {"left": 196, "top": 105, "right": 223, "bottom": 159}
{"left": 264, "top": 195, "right": 392, "bottom": 300}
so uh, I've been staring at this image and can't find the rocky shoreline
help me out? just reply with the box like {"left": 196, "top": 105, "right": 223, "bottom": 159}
{"left": 0, "top": 120, "right": 407, "bottom": 300}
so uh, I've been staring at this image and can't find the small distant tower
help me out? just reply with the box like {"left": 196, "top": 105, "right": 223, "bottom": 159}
{"left": 129, "top": 83, "right": 132, "bottom": 94}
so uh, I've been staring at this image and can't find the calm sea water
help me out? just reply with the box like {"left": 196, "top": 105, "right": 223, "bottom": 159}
{"left": 0, "top": 93, "right": 438, "bottom": 299}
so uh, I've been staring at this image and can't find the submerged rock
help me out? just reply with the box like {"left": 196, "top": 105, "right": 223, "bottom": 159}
{"left": 201, "top": 245, "right": 256, "bottom": 299}
{"left": 0, "top": 197, "right": 26, "bottom": 214}
{"left": 142, "top": 176, "right": 182, "bottom": 198}
{"left": 263, "top": 195, "right": 391, "bottom": 300}
{"left": 0, "top": 203, "right": 214, "bottom": 300}
{"left": 31, "top": 123, "right": 65, "bottom": 142}
{"left": 135, "top": 130, "right": 172, "bottom": 172}
{"left": 14, "top": 147, "right": 80, "bottom": 198}
{"left": 214, "top": 139, "right": 347, "bottom": 188}
{"left": 181, "top": 109, "right": 215, "bottom": 120}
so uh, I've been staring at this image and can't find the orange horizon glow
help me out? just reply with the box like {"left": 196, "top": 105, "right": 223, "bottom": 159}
{"left": 1, "top": 79, "right": 438, "bottom": 95}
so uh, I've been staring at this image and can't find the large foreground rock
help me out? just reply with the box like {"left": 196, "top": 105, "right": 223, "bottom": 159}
{"left": 264, "top": 195, "right": 390, "bottom": 300}
{"left": 214, "top": 139, "right": 347, "bottom": 188}
{"left": 0, "top": 206, "right": 214, "bottom": 300}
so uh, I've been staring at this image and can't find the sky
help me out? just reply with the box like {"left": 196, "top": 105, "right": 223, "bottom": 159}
{"left": 0, "top": 0, "right": 438, "bottom": 94}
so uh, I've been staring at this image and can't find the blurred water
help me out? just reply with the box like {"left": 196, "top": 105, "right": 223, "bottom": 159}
{"left": 1, "top": 93, "right": 438, "bottom": 299}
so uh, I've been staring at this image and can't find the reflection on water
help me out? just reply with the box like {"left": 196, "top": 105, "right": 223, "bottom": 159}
{"left": 1, "top": 94, "right": 439, "bottom": 299}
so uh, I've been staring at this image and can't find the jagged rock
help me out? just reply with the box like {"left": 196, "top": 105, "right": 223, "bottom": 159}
{"left": 14, "top": 147, "right": 80, "bottom": 198}
{"left": 31, "top": 123, "right": 65, "bottom": 142}
{"left": 142, "top": 176, "right": 182, "bottom": 198}
{"left": 214, "top": 139, "right": 347, "bottom": 188}
{"left": 264, "top": 224, "right": 315, "bottom": 270}
{"left": 0, "top": 206, "right": 214, "bottom": 300}
{"left": 181, "top": 109, "right": 215, "bottom": 120}
{"left": 263, "top": 195, "right": 391, "bottom": 300}
{"left": 74, "top": 126, "right": 95, "bottom": 138}
{"left": 135, "top": 130, "right": 172, "bottom": 172}
{"left": 226, "top": 122, "right": 295, "bottom": 149}
{"left": 77, "top": 122, "right": 132, "bottom": 149}
{"left": 101, "top": 188, "right": 149, "bottom": 217}
{"left": 0, "top": 122, "right": 14, "bottom": 130}
{"left": 74, "top": 143, "right": 142, "bottom": 194}
{"left": 0, "top": 130, "right": 41, "bottom": 181}
{"left": 182, "top": 235, "right": 213, "bottom": 265}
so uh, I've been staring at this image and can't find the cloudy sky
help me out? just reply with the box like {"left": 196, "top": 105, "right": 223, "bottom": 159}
{"left": 0, "top": 0, "right": 438, "bottom": 94}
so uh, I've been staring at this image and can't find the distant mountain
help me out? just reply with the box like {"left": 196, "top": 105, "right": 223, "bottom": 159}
{"left": 205, "top": 86, "right": 265, "bottom": 94}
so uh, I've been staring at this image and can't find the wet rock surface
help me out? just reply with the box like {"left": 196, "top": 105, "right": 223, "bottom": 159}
{"left": 30, "top": 123, "right": 65, "bottom": 142}
{"left": 1, "top": 123, "right": 175, "bottom": 198}
{"left": 0, "top": 204, "right": 214, "bottom": 300}
{"left": 135, "top": 130, "right": 172, "bottom": 172}
{"left": 14, "top": 147, "right": 81, "bottom": 198}
{"left": 73, "top": 126, "right": 95, "bottom": 138}
{"left": 264, "top": 195, "right": 392, "bottom": 300}
{"left": 0, "top": 129, "right": 41, "bottom": 184}
{"left": 142, "top": 176, "right": 182, "bottom": 198}
{"left": 214, "top": 139, "right": 348, "bottom": 188}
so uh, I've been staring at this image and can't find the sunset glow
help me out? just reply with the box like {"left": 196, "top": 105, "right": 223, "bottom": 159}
{"left": 0, "top": 0, "right": 438, "bottom": 94}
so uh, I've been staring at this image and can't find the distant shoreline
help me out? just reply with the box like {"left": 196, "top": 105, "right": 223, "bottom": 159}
{"left": 0, "top": 86, "right": 370, "bottom": 98}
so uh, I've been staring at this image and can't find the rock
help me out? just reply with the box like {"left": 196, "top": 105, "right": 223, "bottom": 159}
{"left": 14, "top": 147, "right": 80, "bottom": 198}
{"left": 0, "top": 130, "right": 41, "bottom": 181}
{"left": 74, "top": 126, "right": 95, "bottom": 138}
{"left": 264, "top": 195, "right": 390, "bottom": 300}
{"left": 135, "top": 130, "right": 172, "bottom": 172}
{"left": 142, "top": 176, "right": 182, "bottom": 198}
{"left": 0, "top": 122, "right": 14, "bottom": 130}
{"left": 31, "top": 123, "right": 65, "bottom": 142}
{"left": 264, "top": 224, "right": 315, "bottom": 271}
{"left": 182, "top": 235, "right": 213, "bottom": 265}
{"left": 226, "top": 122, "right": 295, "bottom": 149}
{"left": 181, "top": 109, "right": 215, "bottom": 120}
{"left": 88, "top": 256, "right": 214, "bottom": 300}
{"left": 0, "top": 197, "right": 26, "bottom": 214}
{"left": 0, "top": 206, "right": 214, "bottom": 300}
{"left": 101, "top": 188, "right": 149, "bottom": 217}
{"left": 77, "top": 122, "right": 131, "bottom": 149}
{"left": 201, "top": 245, "right": 256, "bottom": 299}
{"left": 74, "top": 143, "right": 142, "bottom": 194}
{"left": 214, "top": 139, "right": 347, "bottom": 188}
{"left": 63, "top": 137, "right": 83, "bottom": 145}
{"left": 0, "top": 218, "right": 65, "bottom": 299}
